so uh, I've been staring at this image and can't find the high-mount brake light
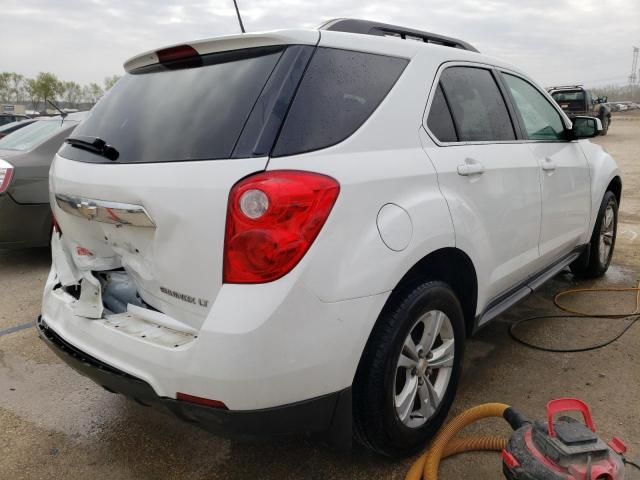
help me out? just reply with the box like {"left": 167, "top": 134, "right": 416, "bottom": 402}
{"left": 0, "top": 159, "right": 14, "bottom": 194}
{"left": 224, "top": 170, "right": 340, "bottom": 284}
{"left": 156, "top": 44, "right": 200, "bottom": 64}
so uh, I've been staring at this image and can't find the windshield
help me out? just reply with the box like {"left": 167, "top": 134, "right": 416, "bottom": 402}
{"left": 0, "top": 119, "right": 70, "bottom": 151}
{"left": 61, "top": 46, "right": 285, "bottom": 164}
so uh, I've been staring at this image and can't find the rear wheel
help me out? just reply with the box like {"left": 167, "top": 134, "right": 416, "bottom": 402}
{"left": 600, "top": 115, "right": 609, "bottom": 135}
{"left": 353, "top": 281, "right": 465, "bottom": 457}
{"left": 571, "top": 191, "right": 618, "bottom": 278}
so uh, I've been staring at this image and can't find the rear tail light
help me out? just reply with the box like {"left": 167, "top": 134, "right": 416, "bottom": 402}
{"left": 224, "top": 170, "right": 340, "bottom": 284}
{"left": 0, "top": 159, "right": 14, "bottom": 194}
{"left": 52, "top": 212, "right": 61, "bottom": 234}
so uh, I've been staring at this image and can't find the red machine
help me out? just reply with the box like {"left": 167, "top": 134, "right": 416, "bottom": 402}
{"left": 503, "top": 399, "right": 627, "bottom": 480}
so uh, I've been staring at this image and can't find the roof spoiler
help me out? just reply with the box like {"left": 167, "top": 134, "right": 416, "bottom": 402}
{"left": 319, "top": 18, "right": 479, "bottom": 53}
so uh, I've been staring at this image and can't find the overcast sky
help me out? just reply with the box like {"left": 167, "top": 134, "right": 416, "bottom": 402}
{"left": 1, "top": 0, "right": 638, "bottom": 88}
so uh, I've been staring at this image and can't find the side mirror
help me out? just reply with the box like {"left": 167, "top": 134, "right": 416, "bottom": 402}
{"left": 571, "top": 116, "right": 602, "bottom": 139}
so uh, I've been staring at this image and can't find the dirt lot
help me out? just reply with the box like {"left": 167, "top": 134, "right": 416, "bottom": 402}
{"left": 1, "top": 114, "right": 639, "bottom": 479}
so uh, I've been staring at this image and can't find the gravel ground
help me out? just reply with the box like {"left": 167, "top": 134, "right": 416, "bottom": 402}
{"left": 1, "top": 113, "right": 638, "bottom": 479}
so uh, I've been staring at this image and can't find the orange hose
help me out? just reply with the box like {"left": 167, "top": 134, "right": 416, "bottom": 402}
{"left": 554, "top": 281, "right": 640, "bottom": 317}
{"left": 405, "top": 403, "right": 510, "bottom": 480}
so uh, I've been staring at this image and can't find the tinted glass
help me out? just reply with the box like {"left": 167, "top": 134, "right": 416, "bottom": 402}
{"left": 0, "top": 119, "right": 33, "bottom": 134}
{"left": 0, "top": 119, "right": 73, "bottom": 151}
{"left": 60, "top": 47, "right": 284, "bottom": 163}
{"left": 551, "top": 91, "right": 585, "bottom": 102}
{"left": 504, "top": 74, "right": 565, "bottom": 141}
{"left": 426, "top": 84, "right": 457, "bottom": 142}
{"left": 0, "top": 116, "right": 16, "bottom": 127}
{"left": 440, "top": 67, "right": 515, "bottom": 142}
{"left": 273, "top": 48, "right": 408, "bottom": 156}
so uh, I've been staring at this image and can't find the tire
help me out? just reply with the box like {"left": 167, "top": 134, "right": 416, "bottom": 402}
{"left": 353, "top": 281, "right": 465, "bottom": 457}
{"left": 600, "top": 115, "right": 609, "bottom": 136}
{"left": 570, "top": 190, "right": 618, "bottom": 278}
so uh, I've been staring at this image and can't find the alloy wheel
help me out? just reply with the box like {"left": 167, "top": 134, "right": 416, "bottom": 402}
{"left": 394, "top": 310, "right": 455, "bottom": 428}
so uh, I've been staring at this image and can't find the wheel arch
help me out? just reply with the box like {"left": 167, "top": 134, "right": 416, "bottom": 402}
{"left": 377, "top": 247, "right": 478, "bottom": 338}
{"left": 607, "top": 175, "right": 622, "bottom": 205}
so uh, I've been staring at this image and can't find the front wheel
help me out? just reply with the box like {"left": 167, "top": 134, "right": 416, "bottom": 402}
{"left": 353, "top": 281, "right": 465, "bottom": 457}
{"left": 571, "top": 190, "right": 618, "bottom": 278}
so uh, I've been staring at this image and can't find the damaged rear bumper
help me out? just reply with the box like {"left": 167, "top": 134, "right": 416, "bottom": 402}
{"left": 37, "top": 316, "right": 352, "bottom": 442}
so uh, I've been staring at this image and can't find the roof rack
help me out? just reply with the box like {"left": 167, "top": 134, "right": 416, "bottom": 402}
{"left": 319, "top": 18, "right": 479, "bottom": 53}
{"left": 547, "top": 85, "right": 584, "bottom": 91}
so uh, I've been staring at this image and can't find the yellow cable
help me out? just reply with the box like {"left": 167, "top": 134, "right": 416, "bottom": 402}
{"left": 554, "top": 280, "right": 640, "bottom": 317}
{"left": 405, "top": 403, "right": 510, "bottom": 480}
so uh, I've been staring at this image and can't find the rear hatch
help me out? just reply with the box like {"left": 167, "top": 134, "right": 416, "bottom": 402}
{"left": 51, "top": 32, "right": 318, "bottom": 331}
{"left": 551, "top": 90, "right": 586, "bottom": 114}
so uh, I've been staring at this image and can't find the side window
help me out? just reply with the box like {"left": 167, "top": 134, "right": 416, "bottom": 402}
{"left": 426, "top": 84, "right": 457, "bottom": 142}
{"left": 439, "top": 66, "right": 515, "bottom": 142}
{"left": 503, "top": 74, "right": 565, "bottom": 141}
{"left": 272, "top": 48, "right": 408, "bottom": 157}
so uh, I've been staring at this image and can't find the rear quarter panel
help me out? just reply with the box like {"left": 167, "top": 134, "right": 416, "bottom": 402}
{"left": 267, "top": 47, "right": 456, "bottom": 302}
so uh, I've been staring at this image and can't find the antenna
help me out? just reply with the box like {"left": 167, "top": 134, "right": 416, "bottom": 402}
{"left": 47, "top": 99, "right": 67, "bottom": 119}
{"left": 232, "top": 0, "right": 245, "bottom": 33}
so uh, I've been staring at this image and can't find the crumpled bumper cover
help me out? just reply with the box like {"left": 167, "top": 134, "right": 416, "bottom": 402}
{"left": 37, "top": 316, "right": 352, "bottom": 442}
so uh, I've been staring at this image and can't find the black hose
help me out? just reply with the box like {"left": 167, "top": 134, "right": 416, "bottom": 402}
{"left": 509, "top": 283, "right": 640, "bottom": 353}
{"left": 509, "top": 314, "right": 639, "bottom": 353}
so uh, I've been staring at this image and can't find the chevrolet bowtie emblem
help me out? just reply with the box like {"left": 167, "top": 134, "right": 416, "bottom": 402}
{"left": 76, "top": 201, "right": 97, "bottom": 220}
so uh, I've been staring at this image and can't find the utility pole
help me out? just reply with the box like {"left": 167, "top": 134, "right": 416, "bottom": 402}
{"left": 232, "top": 0, "right": 246, "bottom": 33}
{"left": 630, "top": 47, "right": 639, "bottom": 85}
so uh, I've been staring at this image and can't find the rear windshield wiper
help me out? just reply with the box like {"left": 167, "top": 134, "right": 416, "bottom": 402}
{"left": 65, "top": 136, "right": 120, "bottom": 161}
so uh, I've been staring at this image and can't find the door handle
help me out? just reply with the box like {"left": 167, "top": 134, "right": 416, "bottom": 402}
{"left": 542, "top": 157, "right": 557, "bottom": 171}
{"left": 457, "top": 158, "right": 485, "bottom": 176}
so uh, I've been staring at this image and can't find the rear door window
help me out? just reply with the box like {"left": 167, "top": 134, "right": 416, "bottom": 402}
{"left": 426, "top": 84, "right": 458, "bottom": 142}
{"left": 59, "top": 47, "right": 285, "bottom": 164}
{"left": 272, "top": 48, "right": 408, "bottom": 157}
{"left": 439, "top": 66, "right": 515, "bottom": 142}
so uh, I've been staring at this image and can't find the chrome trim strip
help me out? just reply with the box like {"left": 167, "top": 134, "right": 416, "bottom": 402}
{"left": 54, "top": 194, "right": 155, "bottom": 228}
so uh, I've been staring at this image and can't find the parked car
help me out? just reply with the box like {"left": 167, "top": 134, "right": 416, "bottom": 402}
{"left": 38, "top": 19, "right": 621, "bottom": 457}
{"left": 547, "top": 85, "right": 611, "bottom": 135}
{"left": 0, "top": 113, "right": 30, "bottom": 127}
{"left": 0, "top": 119, "right": 38, "bottom": 139}
{"left": 0, "top": 112, "right": 86, "bottom": 248}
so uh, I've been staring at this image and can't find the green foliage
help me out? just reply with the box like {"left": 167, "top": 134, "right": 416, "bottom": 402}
{"left": 0, "top": 70, "right": 121, "bottom": 110}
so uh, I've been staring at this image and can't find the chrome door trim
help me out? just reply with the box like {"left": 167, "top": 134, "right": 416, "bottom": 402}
{"left": 54, "top": 194, "right": 155, "bottom": 228}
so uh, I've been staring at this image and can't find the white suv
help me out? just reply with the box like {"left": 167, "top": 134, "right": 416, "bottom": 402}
{"left": 39, "top": 19, "right": 621, "bottom": 456}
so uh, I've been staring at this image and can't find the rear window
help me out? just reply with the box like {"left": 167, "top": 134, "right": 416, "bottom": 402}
{"left": 272, "top": 48, "right": 408, "bottom": 157}
{"left": 59, "top": 47, "right": 285, "bottom": 164}
{"left": 0, "top": 119, "right": 71, "bottom": 151}
{"left": 551, "top": 91, "right": 585, "bottom": 102}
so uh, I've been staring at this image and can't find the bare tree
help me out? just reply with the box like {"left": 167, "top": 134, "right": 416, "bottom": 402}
{"left": 104, "top": 74, "right": 121, "bottom": 91}
{"left": 8, "top": 73, "right": 25, "bottom": 103}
